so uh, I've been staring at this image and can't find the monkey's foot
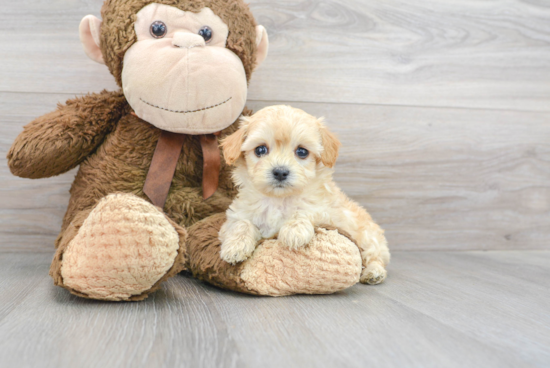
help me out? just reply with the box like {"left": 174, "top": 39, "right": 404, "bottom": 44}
{"left": 187, "top": 214, "right": 362, "bottom": 297}
{"left": 56, "top": 193, "right": 186, "bottom": 301}
{"left": 241, "top": 228, "right": 362, "bottom": 296}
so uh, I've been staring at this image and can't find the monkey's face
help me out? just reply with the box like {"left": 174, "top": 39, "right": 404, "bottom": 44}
{"left": 80, "top": 2, "right": 269, "bottom": 135}
{"left": 121, "top": 4, "right": 246, "bottom": 134}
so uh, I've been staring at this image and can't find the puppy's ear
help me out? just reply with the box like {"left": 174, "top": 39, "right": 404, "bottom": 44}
{"left": 221, "top": 125, "right": 247, "bottom": 166}
{"left": 319, "top": 123, "right": 341, "bottom": 168}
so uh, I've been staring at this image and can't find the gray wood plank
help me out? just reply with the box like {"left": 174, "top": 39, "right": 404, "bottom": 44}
{"left": 1, "top": 0, "right": 549, "bottom": 111}
{"left": 0, "top": 251, "right": 549, "bottom": 368}
{"left": 202, "top": 278, "right": 531, "bottom": 368}
{"left": 2, "top": 93, "right": 549, "bottom": 252}
{"left": 0, "top": 256, "right": 243, "bottom": 368}
{"left": 377, "top": 251, "right": 550, "bottom": 367}
{"left": 0, "top": 253, "right": 51, "bottom": 322}
{"left": 0, "top": 0, "right": 118, "bottom": 94}
{"left": 249, "top": 0, "right": 550, "bottom": 111}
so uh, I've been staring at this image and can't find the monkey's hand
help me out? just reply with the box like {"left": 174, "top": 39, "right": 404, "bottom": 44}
{"left": 7, "top": 90, "right": 128, "bottom": 179}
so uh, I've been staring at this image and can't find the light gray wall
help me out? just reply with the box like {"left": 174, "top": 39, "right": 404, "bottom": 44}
{"left": 1, "top": 0, "right": 549, "bottom": 251}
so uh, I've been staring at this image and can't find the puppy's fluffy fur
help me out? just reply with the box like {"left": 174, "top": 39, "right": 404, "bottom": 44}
{"left": 219, "top": 106, "right": 390, "bottom": 284}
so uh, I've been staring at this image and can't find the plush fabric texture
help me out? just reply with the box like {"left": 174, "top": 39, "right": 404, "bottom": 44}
{"left": 48, "top": 102, "right": 248, "bottom": 246}
{"left": 186, "top": 214, "right": 361, "bottom": 296}
{"left": 60, "top": 193, "right": 182, "bottom": 301}
{"left": 186, "top": 213, "right": 252, "bottom": 294}
{"left": 7, "top": 90, "right": 129, "bottom": 179}
{"left": 50, "top": 194, "right": 188, "bottom": 301}
{"left": 9, "top": 90, "right": 249, "bottom": 301}
{"left": 100, "top": 0, "right": 258, "bottom": 86}
{"left": 80, "top": 15, "right": 105, "bottom": 64}
{"left": 241, "top": 228, "right": 362, "bottom": 296}
{"left": 122, "top": 4, "right": 249, "bottom": 134}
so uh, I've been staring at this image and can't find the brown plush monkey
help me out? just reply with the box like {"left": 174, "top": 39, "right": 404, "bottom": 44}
{"left": 7, "top": 0, "right": 362, "bottom": 301}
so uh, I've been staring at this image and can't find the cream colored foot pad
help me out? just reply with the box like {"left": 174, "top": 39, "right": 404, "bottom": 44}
{"left": 61, "top": 194, "right": 179, "bottom": 301}
{"left": 241, "top": 228, "right": 362, "bottom": 296}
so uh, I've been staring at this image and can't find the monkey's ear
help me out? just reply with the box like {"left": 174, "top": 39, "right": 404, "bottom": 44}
{"left": 221, "top": 126, "right": 248, "bottom": 166}
{"left": 80, "top": 15, "right": 105, "bottom": 65}
{"left": 255, "top": 25, "right": 269, "bottom": 67}
{"left": 319, "top": 122, "right": 341, "bottom": 168}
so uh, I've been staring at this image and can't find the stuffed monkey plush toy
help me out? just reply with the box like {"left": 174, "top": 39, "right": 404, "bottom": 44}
{"left": 7, "top": 0, "right": 363, "bottom": 301}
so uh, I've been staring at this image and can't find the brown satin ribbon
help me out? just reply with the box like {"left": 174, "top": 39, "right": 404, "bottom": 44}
{"left": 137, "top": 114, "right": 221, "bottom": 209}
{"left": 200, "top": 133, "right": 221, "bottom": 200}
{"left": 143, "top": 130, "right": 187, "bottom": 209}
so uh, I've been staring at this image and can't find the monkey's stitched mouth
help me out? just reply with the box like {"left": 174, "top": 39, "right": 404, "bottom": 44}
{"left": 140, "top": 97, "right": 232, "bottom": 114}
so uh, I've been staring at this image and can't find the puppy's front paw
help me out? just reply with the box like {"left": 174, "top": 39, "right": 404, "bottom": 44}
{"left": 219, "top": 220, "right": 261, "bottom": 265}
{"left": 278, "top": 219, "right": 315, "bottom": 249}
{"left": 360, "top": 262, "right": 387, "bottom": 285}
{"left": 220, "top": 236, "right": 258, "bottom": 265}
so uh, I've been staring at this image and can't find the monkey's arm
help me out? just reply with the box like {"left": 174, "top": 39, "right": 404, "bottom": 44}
{"left": 7, "top": 90, "right": 128, "bottom": 179}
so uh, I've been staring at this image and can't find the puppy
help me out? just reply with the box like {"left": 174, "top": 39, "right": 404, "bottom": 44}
{"left": 219, "top": 106, "right": 390, "bottom": 284}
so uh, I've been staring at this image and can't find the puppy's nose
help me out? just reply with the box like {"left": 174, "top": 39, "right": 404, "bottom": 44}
{"left": 273, "top": 168, "right": 290, "bottom": 182}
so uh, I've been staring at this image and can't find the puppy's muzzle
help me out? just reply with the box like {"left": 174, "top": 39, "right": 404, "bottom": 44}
{"left": 272, "top": 167, "right": 290, "bottom": 182}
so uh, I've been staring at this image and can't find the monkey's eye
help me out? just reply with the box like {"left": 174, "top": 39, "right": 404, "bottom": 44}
{"left": 255, "top": 146, "right": 269, "bottom": 158}
{"left": 150, "top": 21, "right": 167, "bottom": 39}
{"left": 296, "top": 147, "right": 309, "bottom": 159}
{"left": 198, "top": 26, "right": 213, "bottom": 43}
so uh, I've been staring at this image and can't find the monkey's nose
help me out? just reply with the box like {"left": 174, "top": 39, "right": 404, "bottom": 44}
{"left": 272, "top": 168, "right": 290, "bottom": 182}
{"left": 172, "top": 32, "right": 206, "bottom": 49}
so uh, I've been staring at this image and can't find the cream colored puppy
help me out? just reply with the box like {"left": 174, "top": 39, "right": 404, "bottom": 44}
{"left": 219, "top": 106, "right": 390, "bottom": 284}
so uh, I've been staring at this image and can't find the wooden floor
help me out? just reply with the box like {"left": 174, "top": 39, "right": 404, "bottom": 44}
{"left": 1, "top": 1, "right": 550, "bottom": 367}
{"left": 0, "top": 250, "right": 548, "bottom": 368}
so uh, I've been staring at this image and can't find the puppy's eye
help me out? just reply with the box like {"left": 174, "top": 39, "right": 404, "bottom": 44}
{"left": 255, "top": 146, "right": 269, "bottom": 157}
{"left": 198, "top": 26, "right": 213, "bottom": 43}
{"left": 150, "top": 21, "right": 168, "bottom": 39}
{"left": 296, "top": 147, "right": 309, "bottom": 159}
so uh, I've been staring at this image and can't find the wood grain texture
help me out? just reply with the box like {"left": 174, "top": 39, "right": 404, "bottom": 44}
{"left": 248, "top": 0, "right": 550, "bottom": 111}
{"left": 1, "top": 1, "right": 550, "bottom": 111}
{"left": 0, "top": 251, "right": 549, "bottom": 368}
{"left": 2, "top": 92, "right": 548, "bottom": 251}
